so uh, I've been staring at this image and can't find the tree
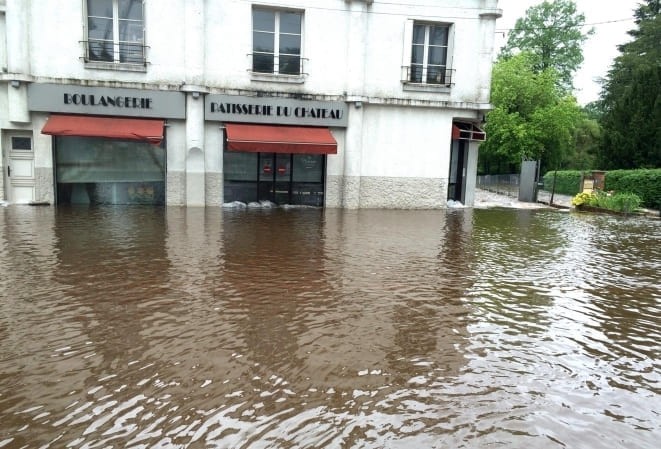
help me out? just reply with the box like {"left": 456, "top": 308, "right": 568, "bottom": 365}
{"left": 501, "top": 0, "right": 593, "bottom": 90}
{"left": 570, "top": 113, "right": 600, "bottom": 170}
{"left": 481, "top": 54, "right": 582, "bottom": 174}
{"left": 597, "top": 0, "right": 660, "bottom": 169}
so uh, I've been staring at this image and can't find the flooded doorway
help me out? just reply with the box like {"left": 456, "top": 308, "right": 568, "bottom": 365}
{"left": 447, "top": 138, "right": 467, "bottom": 202}
{"left": 224, "top": 151, "right": 325, "bottom": 206}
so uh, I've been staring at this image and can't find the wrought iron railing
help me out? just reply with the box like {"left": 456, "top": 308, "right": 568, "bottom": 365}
{"left": 82, "top": 40, "right": 148, "bottom": 66}
{"left": 247, "top": 53, "right": 308, "bottom": 77}
{"left": 402, "top": 66, "right": 455, "bottom": 86}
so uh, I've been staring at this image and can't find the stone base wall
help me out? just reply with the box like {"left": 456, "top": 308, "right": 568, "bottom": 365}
{"left": 327, "top": 175, "right": 448, "bottom": 209}
{"left": 206, "top": 172, "right": 223, "bottom": 206}
{"left": 35, "top": 167, "right": 55, "bottom": 204}
{"left": 326, "top": 175, "right": 361, "bottom": 209}
{"left": 359, "top": 176, "right": 447, "bottom": 209}
{"left": 167, "top": 171, "right": 186, "bottom": 206}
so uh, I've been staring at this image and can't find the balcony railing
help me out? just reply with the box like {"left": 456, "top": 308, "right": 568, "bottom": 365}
{"left": 401, "top": 66, "right": 455, "bottom": 87}
{"left": 247, "top": 53, "right": 308, "bottom": 77}
{"left": 82, "top": 40, "right": 149, "bottom": 66}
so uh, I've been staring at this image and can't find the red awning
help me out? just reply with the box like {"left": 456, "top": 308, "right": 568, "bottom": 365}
{"left": 452, "top": 122, "right": 486, "bottom": 142}
{"left": 225, "top": 123, "right": 337, "bottom": 154}
{"left": 41, "top": 115, "right": 165, "bottom": 145}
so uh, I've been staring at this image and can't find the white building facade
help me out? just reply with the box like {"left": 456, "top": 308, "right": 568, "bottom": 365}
{"left": 0, "top": 0, "right": 501, "bottom": 208}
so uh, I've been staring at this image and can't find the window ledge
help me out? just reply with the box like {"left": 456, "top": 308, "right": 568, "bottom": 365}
{"left": 402, "top": 82, "right": 451, "bottom": 94}
{"left": 250, "top": 72, "right": 306, "bottom": 84}
{"left": 84, "top": 61, "right": 148, "bottom": 73}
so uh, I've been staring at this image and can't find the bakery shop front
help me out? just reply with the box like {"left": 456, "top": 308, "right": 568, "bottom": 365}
{"left": 27, "top": 83, "right": 185, "bottom": 206}
{"left": 207, "top": 95, "right": 347, "bottom": 207}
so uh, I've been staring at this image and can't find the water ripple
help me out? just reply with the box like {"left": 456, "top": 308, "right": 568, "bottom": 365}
{"left": 0, "top": 207, "right": 659, "bottom": 448}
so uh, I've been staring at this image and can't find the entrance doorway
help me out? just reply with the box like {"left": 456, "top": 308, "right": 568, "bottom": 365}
{"left": 2, "top": 132, "right": 35, "bottom": 204}
{"left": 447, "top": 139, "right": 467, "bottom": 203}
{"left": 224, "top": 151, "right": 325, "bottom": 206}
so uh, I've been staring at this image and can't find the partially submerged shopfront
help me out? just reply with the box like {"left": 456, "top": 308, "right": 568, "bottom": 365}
{"left": 27, "top": 83, "right": 185, "bottom": 206}
{"left": 208, "top": 95, "right": 347, "bottom": 208}
{"left": 20, "top": 84, "right": 482, "bottom": 209}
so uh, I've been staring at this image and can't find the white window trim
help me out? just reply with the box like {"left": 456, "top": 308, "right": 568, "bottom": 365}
{"left": 83, "top": 0, "right": 147, "bottom": 71}
{"left": 250, "top": 7, "right": 306, "bottom": 83}
{"left": 401, "top": 19, "right": 454, "bottom": 91}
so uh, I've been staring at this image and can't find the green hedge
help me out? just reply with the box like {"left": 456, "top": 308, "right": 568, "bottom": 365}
{"left": 542, "top": 170, "right": 587, "bottom": 196}
{"left": 605, "top": 169, "right": 661, "bottom": 210}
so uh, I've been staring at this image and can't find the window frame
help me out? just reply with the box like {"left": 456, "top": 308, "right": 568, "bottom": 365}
{"left": 250, "top": 7, "right": 306, "bottom": 83}
{"left": 83, "top": 0, "right": 147, "bottom": 71}
{"left": 402, "top": 19, "right": 454, "bottom": 92}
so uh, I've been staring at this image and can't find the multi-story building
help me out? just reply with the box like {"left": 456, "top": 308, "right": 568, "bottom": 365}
{"left": 0, "top": 0, "right": 501, "bottom": 208}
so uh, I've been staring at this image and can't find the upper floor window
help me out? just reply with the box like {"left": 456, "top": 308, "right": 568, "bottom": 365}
{"left": 410, "top": 22, "right": 450, "bottom": 85}
{"left": 86, "top": 0, "right": 145, "bottom": 65}
{"left": 252, "top": 8, "right": 302, "bottom": 76}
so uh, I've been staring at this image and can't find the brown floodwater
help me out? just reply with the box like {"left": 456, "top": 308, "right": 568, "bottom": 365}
{"left": 0, "top": 205, "right": 659, "bottom": 448}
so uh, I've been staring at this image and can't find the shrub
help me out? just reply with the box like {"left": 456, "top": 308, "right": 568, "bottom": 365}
{"left": 604, "top": 169, "right": 661, "bottom": 210}
{"left": 571, "top": 192, "right": 594, "bottom": 206}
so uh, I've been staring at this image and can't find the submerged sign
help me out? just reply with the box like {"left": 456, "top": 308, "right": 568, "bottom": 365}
{"left": 206, "top": 95, "right": 348, "bottom": 127}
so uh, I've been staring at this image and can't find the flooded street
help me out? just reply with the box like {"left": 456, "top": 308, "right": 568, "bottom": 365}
{"left": 0, "top": 206, "right": 659, "bottom": 448}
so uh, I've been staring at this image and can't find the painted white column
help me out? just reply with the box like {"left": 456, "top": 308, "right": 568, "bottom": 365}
{"left": 186, "top": 94, "right": 205, "bottom": 206}
{"left": 342, "top": 105, "right": 364, "bottom": 208}
{"left": 6, "top": 0, "right": 30, "bottom": 123}
{"left": 184, "top": 0, "right": 206, "bottom": 206}
{"left": 464, "top": 140, "right": 480, "bottom": 207}
{"left": 477, "top": 1, "right": 502, "bottom": 104}
{"left": 184, "top": 0, "right": 205, "bottom": 87}
{"left": 341, "top": 1, "right": 370, "bottom": 208}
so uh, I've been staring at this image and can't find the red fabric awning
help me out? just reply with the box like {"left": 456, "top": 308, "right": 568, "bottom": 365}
{"left": 41, "top": 115, "right": 165, "bottom": 145}
{"left": 452, "top": 122, "right": 486, "bottom": 142}
{"left": 225, "top": 123, "right": 337, "bottom": 154}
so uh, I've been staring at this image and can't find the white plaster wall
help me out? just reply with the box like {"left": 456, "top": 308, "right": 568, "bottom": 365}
{"left": 20, "top": 0, "right": 498, "bottom": 102}
{"left": 28, "top": 0, "right": 187, "bottom": 84}
{"left": 199, "top": 0, "right": 497, "bottom": 102}
{"left": 360, "top": 105, "right": 453, "bottom": 179}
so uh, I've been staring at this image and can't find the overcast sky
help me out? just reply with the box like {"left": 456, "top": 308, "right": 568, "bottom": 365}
{"left": 494, "top": 0, "right": 640, "bottom": 105}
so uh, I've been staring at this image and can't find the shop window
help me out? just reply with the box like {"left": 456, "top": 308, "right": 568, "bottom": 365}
{"left": 85, "top": 0, "right": 146, "bottom": 67}
{"left": 55, "top": 136, "right": 165, "bottom": 205}
{"left": 251, "top": 8, "right": 304, "bottom": 77}
{"left": 223, "top": 152, "right": 324, "bottom": 207}
{"left": 402, "top": 20, "right": 454, "bottom": 88}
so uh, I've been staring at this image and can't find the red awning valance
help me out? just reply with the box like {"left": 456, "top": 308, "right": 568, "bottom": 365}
{"left": 41, "top": 115, "right": 165, "bottom": 145}
{"left": 452, "top": 122, "right": 486, "bottom": 142}
{"left": 225, "top": 123, "right": 337, "bottom": 154}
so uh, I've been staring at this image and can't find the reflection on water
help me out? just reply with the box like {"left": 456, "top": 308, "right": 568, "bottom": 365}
{"left": 0, "top": 206, "right": 659, "bottom": 448}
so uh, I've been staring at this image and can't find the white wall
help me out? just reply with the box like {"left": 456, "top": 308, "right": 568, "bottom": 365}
{"left": 21, "top": 0, "right": 498, "bottom": 103}
{"left": 360, "top": 105, "right": 452, "bottom": 178}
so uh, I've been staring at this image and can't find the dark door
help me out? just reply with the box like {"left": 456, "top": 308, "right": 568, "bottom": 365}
{"left": 447, "top": 139, "right": 467, "bottom": 202}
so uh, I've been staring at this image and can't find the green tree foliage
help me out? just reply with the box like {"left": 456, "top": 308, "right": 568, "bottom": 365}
{"left": 481, "top": 54, "right": 582, "bottom": 173}
{"left": 598, "top": 0, "right": 661, "bottom": 169}
{"left": 570, "top": 113, "right": 601, "bottom": 170}
{"left": 501, "top": 0, "right": 593, "bottom": 89}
